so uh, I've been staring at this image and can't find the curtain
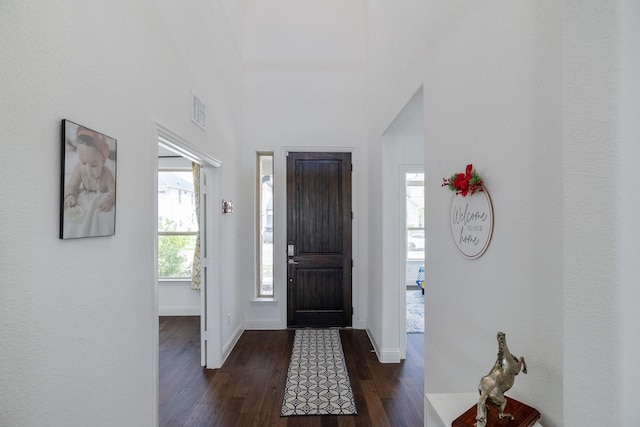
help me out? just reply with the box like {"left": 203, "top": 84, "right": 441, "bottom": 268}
{"left": 191, "top": 162, "right": 201, "bottom": 290}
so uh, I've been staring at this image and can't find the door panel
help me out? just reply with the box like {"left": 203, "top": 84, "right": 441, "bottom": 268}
{"left": 287, "top": 152, "right": 352, "bottom": 327}
{"left": 199, "top": 166, "right": 207, "bottom": 367}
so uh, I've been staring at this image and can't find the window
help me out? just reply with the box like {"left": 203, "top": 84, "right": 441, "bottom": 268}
{"left": 158, "top": 169, "right": 198, "bottom": 279}
{"left": 257, "top": 153, "right": 274, "bottom": 297}
{"left": 406, "top": 173, "right": 425, "bottom": 260}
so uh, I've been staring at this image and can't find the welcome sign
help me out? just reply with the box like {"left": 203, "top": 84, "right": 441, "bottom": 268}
{"left": 449, "top": 189, "right": 494, "bottom": 259}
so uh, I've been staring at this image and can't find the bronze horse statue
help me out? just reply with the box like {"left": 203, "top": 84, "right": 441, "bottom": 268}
{"left": 476, "top": 332, "right": 527, "bottom": 427}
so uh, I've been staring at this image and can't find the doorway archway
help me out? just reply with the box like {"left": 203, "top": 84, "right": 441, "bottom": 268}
{"left": 153, "top": 124, "right": 223, "bottom": 372}
{"left": 381, "top": 87, "right": 425, "bottom": 359}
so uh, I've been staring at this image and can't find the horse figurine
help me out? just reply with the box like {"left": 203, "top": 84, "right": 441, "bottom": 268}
{"left": 476, "top": 332, "right": 527, "bottom": 427}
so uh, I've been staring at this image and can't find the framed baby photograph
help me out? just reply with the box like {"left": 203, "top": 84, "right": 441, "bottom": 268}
{"left": 60, "top": 119, "right": 117, "bottom": 239}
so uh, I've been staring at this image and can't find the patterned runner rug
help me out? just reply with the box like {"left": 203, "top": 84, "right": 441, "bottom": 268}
{"left": 280, "top": 329, "right": 357, "bottom": 416}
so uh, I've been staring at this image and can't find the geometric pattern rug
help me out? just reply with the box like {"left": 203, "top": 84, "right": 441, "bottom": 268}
{"left": 280, "top": 329, "right": 357, "bottom": 416}
{"left": 406, "top": 289, "right": 425, "bottom": 333}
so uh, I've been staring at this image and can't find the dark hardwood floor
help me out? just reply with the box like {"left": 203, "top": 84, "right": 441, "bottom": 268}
{"left": 159, "top": 317, "right": 424, "bottom": 427}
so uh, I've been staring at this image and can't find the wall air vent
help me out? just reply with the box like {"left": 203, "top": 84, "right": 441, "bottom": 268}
{"left": 192, "top": 92, "right": 206, "bottom": 129}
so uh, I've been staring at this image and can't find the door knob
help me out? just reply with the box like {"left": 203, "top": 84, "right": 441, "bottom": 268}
{"left": 288, "top": 259, "right": 299, "bottom": 265}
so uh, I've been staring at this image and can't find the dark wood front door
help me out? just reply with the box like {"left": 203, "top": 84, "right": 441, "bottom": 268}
{"left": 287, "top": 152, "right": 352, "bottom": 327}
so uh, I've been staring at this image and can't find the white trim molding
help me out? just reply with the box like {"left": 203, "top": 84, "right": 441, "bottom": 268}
{"left": 156, "top": 123, "right": 222, "bottom": 167}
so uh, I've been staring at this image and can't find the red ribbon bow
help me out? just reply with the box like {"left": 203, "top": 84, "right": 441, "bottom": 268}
{"left": 452, "top": 164, "right": 473, "bottom": 196}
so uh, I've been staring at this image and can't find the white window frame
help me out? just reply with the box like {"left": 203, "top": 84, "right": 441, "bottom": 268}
{"left": 256, "top": 152, "right": 274, "bottom": 298}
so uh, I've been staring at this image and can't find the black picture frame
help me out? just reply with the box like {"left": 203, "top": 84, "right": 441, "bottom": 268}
{"left": 60, "top": 119, "right": 117, "bottom": 239}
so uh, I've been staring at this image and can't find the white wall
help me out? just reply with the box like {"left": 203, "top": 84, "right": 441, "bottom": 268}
{"left": 424, "top": 5, "right": 564, "bottom": 422}
{"left": 367, "top": 1, "right": 564, "bottom": 425}
{"left": 154, "top": 0, "right": 245, "bottom": 348}
{"left": 617, "top": 1, "right": 640, "bottom": 422}
{"left": 158, "top": 281, "right": 200, "bottom": 316}
{"left": 241, "top": 0, "right": 369, "bottom": 329}
{"left": 367, "top": 1, "right": 640, "bottom": 426}
{"left": 0, "top": 1, "right": 242, "bottom": 425}
{"left": 377, "top": 88, "right": 425, "bottom": 361}
{"left": 365, "top": 0, "right": 431, "bottom": 363}
{"left": 563, "top": 0, "right": 640, "bottom": 425}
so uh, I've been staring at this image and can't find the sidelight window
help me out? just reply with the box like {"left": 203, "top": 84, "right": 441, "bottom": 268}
{"left": 257, "top": 153, "right": 274, "bottom": 297}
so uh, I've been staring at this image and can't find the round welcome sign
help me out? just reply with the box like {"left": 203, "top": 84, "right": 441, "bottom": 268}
{"left": 449, "top": 188, "right": 494, "bottom": 259}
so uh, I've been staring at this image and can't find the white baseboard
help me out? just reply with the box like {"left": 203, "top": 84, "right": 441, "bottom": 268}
{"left": 243, "top": 320, "right": 364, "bottom": 330}
{"left": 366, "top": 328, "right": 401, "bottom": 363}
{"left": 159, "top": 306, "right": 200, "bottom": 316}
{"left": 243, "top": 319, "right": 284, "bottom": 330}
{"left": 222, "top": 325, "right": 243, "bottom": 364}
{"left": 377, "top": 348, "right": 401, "bottom": 363}
{"left": 366, "top": 328, "right": 381, "bottom": 359}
